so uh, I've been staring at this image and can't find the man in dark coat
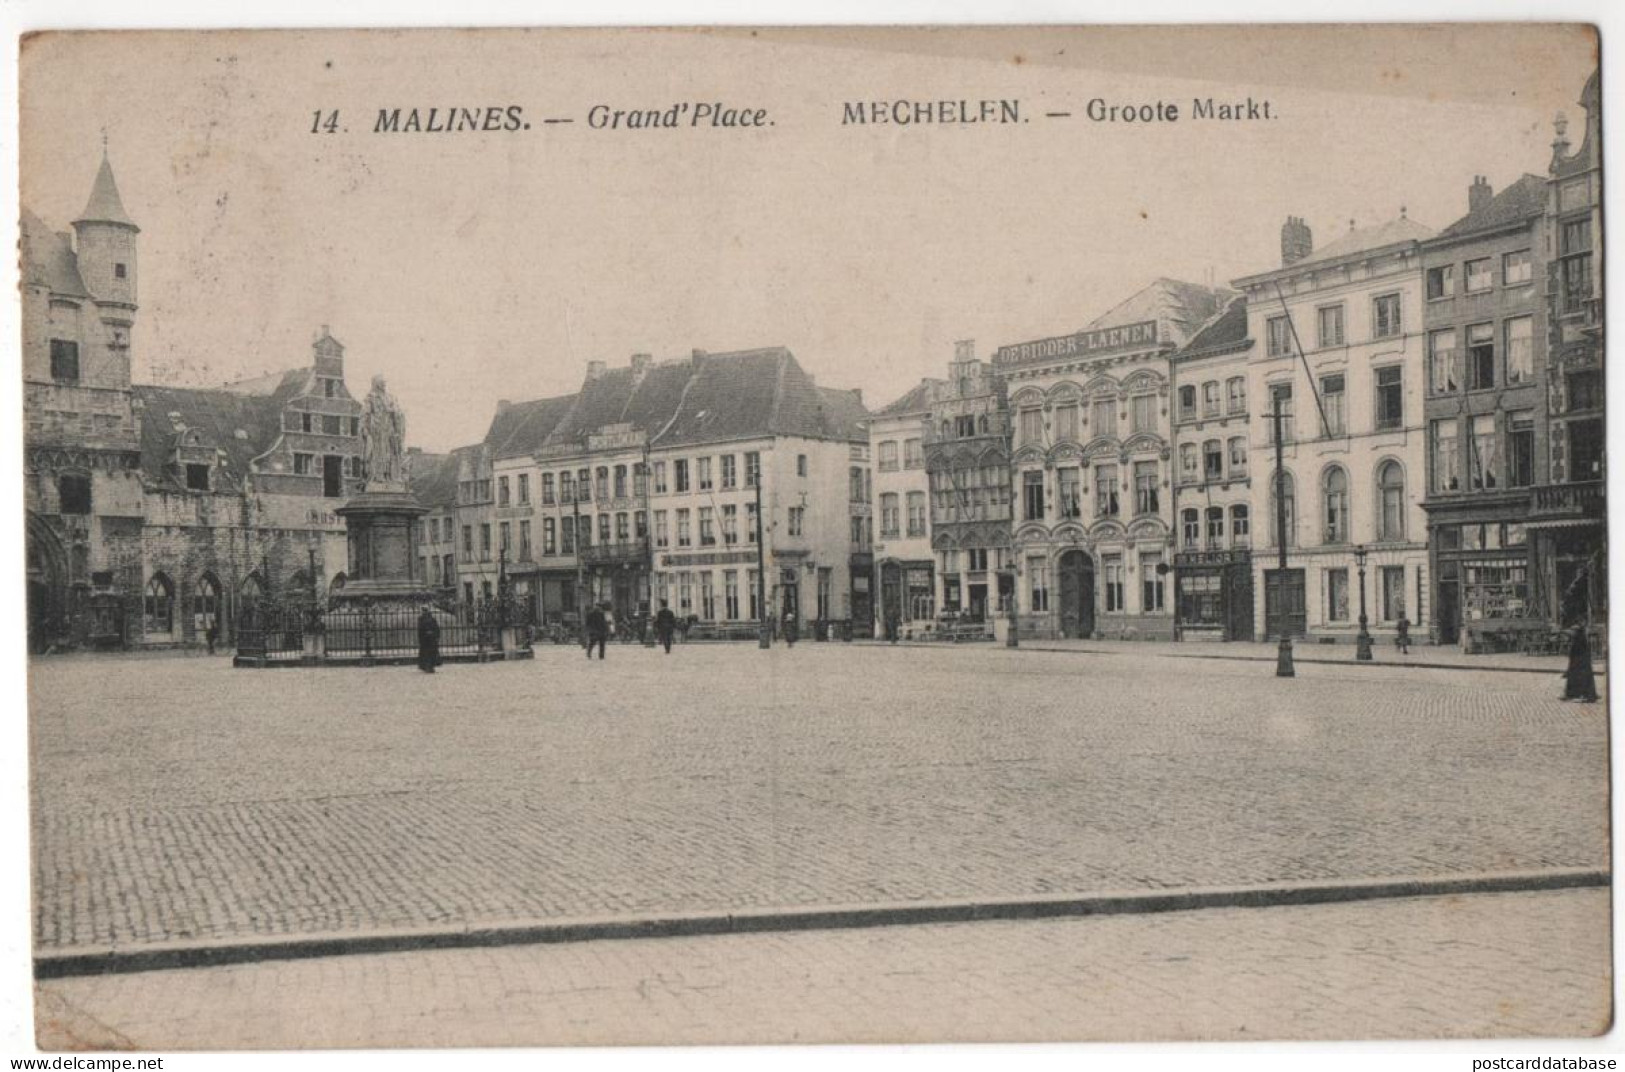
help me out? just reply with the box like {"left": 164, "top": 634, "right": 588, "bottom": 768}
{"left": 585, "top": 603, "right": 608, "bottom": 660}
{"left": 416, "top": 605, "right": 441, "bottom": 673}
{"left": 654, "top": 600, "right": 678, "bottom": 654}
{"left": 1563, "top": 624, "right": 1599, "bottom": 702}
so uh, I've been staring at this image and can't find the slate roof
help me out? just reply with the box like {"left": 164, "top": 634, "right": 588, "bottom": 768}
{"left": 1436, "top": 175, "right": 1546, "bottom": 240}
{"left": 484, "top": 394, "right": 575, "bottom": 458}
{"left": 1084, "top": 278, "right": 1238, "bottom": 347}
{"left": 1175, "top": 296, "right": 1250, "bottom": 360}
{"left": 74, "top": 156, "right": 138, "bottom": 229}
{"left": 19, "top": 209, "right": 91, "bottom": 298}
{"left": 1295, "top": 216, "right": 1435, "bottom": 266}
{"left": 133, "top": 384, "right": 288, "bottom": 492}
{"left": 405, "top": 450, "right": 462, "bottom": 510}
{"left": 875, "top": 378, "right": 946, "bottom": 418}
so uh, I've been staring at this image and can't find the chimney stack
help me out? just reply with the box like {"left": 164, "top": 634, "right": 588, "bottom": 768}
{"left": 585, "top": 360, "right": 607, "bottom": 382}
{"left": 1469, "top": 175, "right": 1493, "bottom": 215}
{"left": 1280, "top": 216, "right": 1313, "bottom": 267}
{"left": 496, "top": 399, "right": 512, "bottom": 412}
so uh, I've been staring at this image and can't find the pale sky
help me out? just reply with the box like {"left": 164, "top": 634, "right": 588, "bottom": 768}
{"left": 20, "top": 25, "right": 1597, "bottom": 451}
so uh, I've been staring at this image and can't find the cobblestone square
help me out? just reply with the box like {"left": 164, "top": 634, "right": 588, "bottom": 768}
{"left": 30, "top": 644, "right": 1609, "bottom": 952}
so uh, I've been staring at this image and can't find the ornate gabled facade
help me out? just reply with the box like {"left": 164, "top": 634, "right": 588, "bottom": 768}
{"left": 995, "top": 279, "right": 1233, "bottom": 640}
{"left": 870, "top": 375, "right": 946, "bottom": 636}
{"left": 23, "top": 156, "right": 366, "bottom": 651}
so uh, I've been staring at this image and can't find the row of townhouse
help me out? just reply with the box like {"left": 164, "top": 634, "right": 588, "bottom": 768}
{"left": 412, "top": 349, "right": 872, "bottom": 632}
{"left": 868, "top": 71, "right": 1602, "bottom": 647}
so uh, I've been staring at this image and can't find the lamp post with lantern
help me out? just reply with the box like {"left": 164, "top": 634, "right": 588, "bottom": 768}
{"left": 1354, "top": 543, "right": 1374, "bottom": 661}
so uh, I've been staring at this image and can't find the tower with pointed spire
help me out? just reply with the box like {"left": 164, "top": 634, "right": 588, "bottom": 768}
{"left": 71, "top": 151, "right": 140, "bottom": 353}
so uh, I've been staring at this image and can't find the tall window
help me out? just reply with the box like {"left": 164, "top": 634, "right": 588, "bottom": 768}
{"left": 674, "top": 459, "right": 690, "bottom": 493}
{"left": 1231, "top": 504, "right": 1251, "bottom": 547}
{"left": 744, "top": 452, "right": 761, "bottom": 488}
{"left": 1431, "top": 420, "right": 1460, "bottom": 493}
{"left": 746, "top": 502, "right": 758, "bottom": 542}
{"left": 560, "top": 471, "right": 574, "bottom": 503}
{"left": 1134, "top": 461, "right": 1158, "bottom": 515}
{"left": 561, "top": 518, "right": 574, "bottom": 554}
{"left": 1228, "top": 436, "right": 1247, "bottom": 476}
{"left": 1503, "top": 249, "right": 1532, "bottom": 287}
{"left": 1020, "top": 408, "right": 1043, "bottom": 444}
{"left": 698, "top": 507, "right": 714, "bottom": 546}
{"left": 1203, "top": 440, "right": 1222, "bottom": 480}
{"left": 1376, "top": 461, "right": 1405, "bottom": 540}
{"left": 1320, "top": 374, "right": 1346, "bottom": 436}
{"left": 1464, "top": 257, "right": 1492, "bottom": 293}
{"left": 1508, "top": 414, "right": 1535, "bottom": 488}
{"left": 1372, "top": 293, "right": 1402, "bottom": 338}
{"left": 50, "top": 339, "right": 80, "bottom": 382}
{"left": 1091, "top": 398, "right": 1117, "bottom": 439}
{"left": 1141, "top": 551, "right": 1165, "bottom": 611}
{"left": 721, "top": 504, "right": 738, "bottom": 544}
{"left": 720, "top": 454, "right": 737, "bottom": 489}
{"left": 654, "top": 510, "right": 669, "bottom": 548}
{"left": 1266, "top": 316, "right": 1292, "bottom": 357}
{"left": 1196, "top": 383, "right": 1216, "bottom": 419}
{"left": 1426, "top": 265, "right": 1453, "bottom": 300}
{"left": 1028, "top": 555, "right": 1049, "bottom": 612}
{"left": 499, "top": 521, "right": 512, "bottom": 555}
{"left": 696, "top": 458, "right": 712, "bottom": 491}
{"left": 597, "top": 514, "right": 610, "bottom": 544}
{"left": 1317, "top": 305, "right": 1345, "bottom": 348}
{"left": 543, "top": 517, "right": 557, "bottom": 555}
{"left": 1023, "top": 471, "right": 1046, "bottom": 521}
{"left": 498, "top": 476, "right": 510, "bottom": 506}
{"left": 1178, "top": 385, "right": 1197, "bottom": 419}
{"left": 1504, "top": 316, "right": 1533, "bottom": 386}
{"left": 1380, "top": 566, "right": 1406, "bottom": 622}
{"left": 878, "top": 441, "right": 899, "bottom": 470}
{"left": 518, "top": 473, "right": 530, "bottom": 504}
{"left": 1103, "top": 557, "right": 1125, "bottom": 613}
{"left": 1560, "top": 217, "right": 1594, "bottom": 313}
{"left": 1054, "top": 404, "right": 1079, "bottom": 442}
{"left": 144, "top": 574, "right": 174, "bottom": 636}
{"left": 1326, "top": 569, "right": 1350, "bottom": 622}
{"left": 797, "top": 454, "right": 808, "bottom": 477}
{"left": 906, "top": 492, "right": 927, "bottom": 536}
{"left": 904, "top": 438, "right": 923, "bottom": 468}
{"left": 787, "top": 505, "right": 805, "bottom": 536}
{"left": 1428, "top": 329, "right": 1459, "bottom": 395}
{"left": 1269, "top": 470, "right": 1296, "bottom": 547}
{"left": 1374, "top": 367, "right": 1403, "bottom": 430}
{"left": 1322, "top": 467, "right": 1349, "bottom": 544}
{"left": 519, "top": 520, "right": 532, "bottom": 560}
{"left": 652, "top": 462, "right": 667, "bottom": 494}
{"left": 1267, "top": 383, "right": 1294, "bottom": 442}
{"left": 1205, "top": 506, "right": 1225, "bottom": 549}
{"left": 480, "top": 523, "right": 493, "bottom": 560}
{"left": 1057, "top": 468, "right": 1081, "bottom": 519}
{"left": 1182, "top": 507, "right": 1200, "bottom": 547}
{"left": 700, "top": 572, "right": 716, "bottom": 620}
{"left": 1466, "top": 323, "right": 1495, "bottom": 390}
{"left": 724, "top": 570, "right": 740, "bottom": 620}
{"left": 881, "top": 493, "right": 901, "bottom": 537}
{"left": 1135, "top": 393, "right": 1161, "bottom": 432}
{"left": 595, "top": 467, "right": 609, "bottom": 501}
{"left": 1226, "top": 377, "right": 1246, "bottom": 414}
{"left": 614, "top": 465, "right": 628, "bottom": 498}
{"left": 1470, "top": 414, "right": 1498, "bottom": 491}
{"left": 1095, "top": 464, "right": 1119, "bottom": 517}
{"left": 676, "top": 508, "right": 691, "bottom": 547}
{"left": 1180, "top": 444, "right": 1198, "bottom": 483}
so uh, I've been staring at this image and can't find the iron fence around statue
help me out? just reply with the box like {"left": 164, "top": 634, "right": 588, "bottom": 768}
{"left": 235, "top": 599, "right": 532, "bottom": 662}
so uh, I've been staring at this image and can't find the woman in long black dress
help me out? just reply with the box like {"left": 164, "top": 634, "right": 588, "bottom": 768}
{"left": 1563, "top": 624, "right": 1598, "bottom": 702}
{"left": 417, "top": 605, "right": 441, "bottom": 673}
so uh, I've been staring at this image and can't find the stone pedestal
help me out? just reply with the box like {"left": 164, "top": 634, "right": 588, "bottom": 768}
{"left": 333, "top": 486, "right": 431, "bottom": 609}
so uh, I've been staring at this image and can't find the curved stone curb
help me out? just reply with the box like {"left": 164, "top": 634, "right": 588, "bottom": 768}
{"left": 34, "top": 867, "right": 1609, "bottom": 981}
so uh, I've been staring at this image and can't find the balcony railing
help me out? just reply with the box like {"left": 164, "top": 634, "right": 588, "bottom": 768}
{"left": 1529, "top": 480, "right": 1605, "bottom": 521}
{"left": 580, "top": 538, "right": 651, "bottom": 566}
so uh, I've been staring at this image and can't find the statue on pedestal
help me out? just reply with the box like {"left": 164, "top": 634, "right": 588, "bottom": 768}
{"left": 360, "top": 375, "right": 407, "bottom": 490}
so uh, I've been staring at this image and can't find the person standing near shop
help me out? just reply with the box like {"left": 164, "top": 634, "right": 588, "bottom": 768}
{"left": 654, "top": 600, "right": 678, "bottom": 654}
{"left": 585, "top": 602, "right": 609, "bottom": 661}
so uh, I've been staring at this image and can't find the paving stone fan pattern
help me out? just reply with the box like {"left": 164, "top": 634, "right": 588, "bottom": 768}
{"left": 30, "top": 646, "right": 1609, "bottom": 950}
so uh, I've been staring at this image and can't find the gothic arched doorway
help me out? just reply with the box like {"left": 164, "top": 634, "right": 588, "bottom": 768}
{"left": 25, "top": 514, "right": 68, "bottom": 653}
{"left": 1058, "top": 550, "right": 1095, "bottom": 639}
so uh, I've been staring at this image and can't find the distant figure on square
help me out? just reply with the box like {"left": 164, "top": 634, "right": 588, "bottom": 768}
{"left": 782, "top": 606, "right": 798, "bottom": 647}
{"left": 585, "top": 602, "right": 608, "bottom": 660}
{"left": 885, "top": 607, "right": 901, "bottom": 644}
{"left": 416, "top": 605, "right": 440, "bottom": 674}
{"left": 1395, "top": 617, "right": 1410, "bottom": 655}
{"left": 654, "top": 600, "right": 677, "bottom": 654}
{"left": 205, "top": 615, "right": 218, "bottom": 656}
{"left": 1563, "top": 623, "right": 1599, "bottom": 703}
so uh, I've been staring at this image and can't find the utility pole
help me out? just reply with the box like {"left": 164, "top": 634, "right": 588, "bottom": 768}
{"left": 755, "top": 459, "right": 770, "bottom": 648}
{"left": 1272, "top": 402, "right": 1295, "bottom": 678}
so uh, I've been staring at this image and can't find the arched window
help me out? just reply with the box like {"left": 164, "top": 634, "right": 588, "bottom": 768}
{"left": 328, "top": 571, "right": 347, "bottom": 594}
{"left": 240, "top": 571, "right": 267, "bottom": 605}
{"left": 191, "top": 573, "right": 221, "bottom": 633}
{"left": 1377, "top": 461, "right": 1406, "bottom": 541}
{"left": 1322, "top": 467, "right": 1349, "bottom": 544}
{"left": 1268, "top": 470, "right": 1297, "bottom": 547}
{"left": 144, "top": 573, "right": 175, "bottom": 637}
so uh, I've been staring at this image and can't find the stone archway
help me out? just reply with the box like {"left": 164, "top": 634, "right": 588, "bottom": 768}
{"left": 25, "top": 513, "right": 68, "bottom": 653}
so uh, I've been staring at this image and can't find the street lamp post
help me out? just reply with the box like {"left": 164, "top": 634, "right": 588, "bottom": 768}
{"left": 1005, "top": 564, "right": 1019, "bottom": 648}
{"left": 755, "top": 465, "right": 770, "bottom": 649}
{"left": 1354, "top": 543, "right": 1373, "bottom": 661}
{"left": 1272, "top": 403, "right": 1295, "bottom": 678}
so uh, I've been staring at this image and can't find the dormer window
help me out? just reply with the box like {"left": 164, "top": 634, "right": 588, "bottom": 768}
{"left": 114, "top": 263, "right": 127, "bottom": 279}
{"left": 185, "top": 464, "right": 211, "bottom": 491}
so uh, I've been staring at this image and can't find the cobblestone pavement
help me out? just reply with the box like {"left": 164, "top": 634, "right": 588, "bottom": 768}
{"left": 36, "top": 890, "right": 1612, "bottom": 1048}
{"left": 30, "top": 644, "right": 1608, "bottom": 950}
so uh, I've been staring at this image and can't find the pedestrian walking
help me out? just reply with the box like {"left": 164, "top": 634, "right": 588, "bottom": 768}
{"left": 1395, "top": 616, "right": 1411, "bottom": 655}
{"left": 654, "top": 600, "right": 677, "bottom": 654}
{"left": 205, "top": 614, "right": 218, "bottom": 656}
{"left": 783, "top": 607, "right": 798, "bottom": 647}
{"left": 585, "top": 602, "right": 608, "bottom": 661}
{"left": 1562, "top": 623, "right": 1599, "bottom": 703}
{"left": 416, "top": 605, "right": 441, "bottom": 673}
{"left": 885, "top": 608, "right": 901, "bottom": 645}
